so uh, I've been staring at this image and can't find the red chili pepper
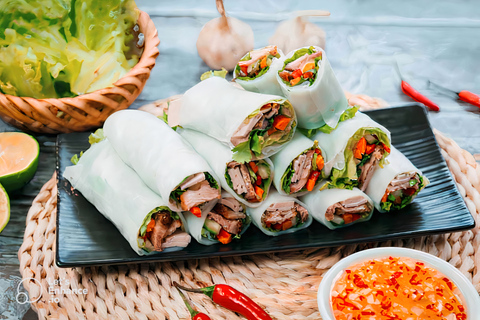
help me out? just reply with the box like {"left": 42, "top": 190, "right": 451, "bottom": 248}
{"left": 429, "top": 80, "right": 480, "bottom": 108}
{"left": 365, "top": 144, "right": 375, "bottom": 155}
{"left": 381, "top": 143, "right": 391, "bottom": 154}
{"left": 291, "top": 69, "right": 303, "bottom": 79}
{"left": 401, "top": 80, "right": 440, "bottom": 111}
{"left": 190, "top": 206, "right": 202, "bottom": 218}
{"left": 458, "top": 90, "right": 480, "bottom": 108}
{"left": 174, "top": 282, "right": 273, "bottom": 320}
{"left": 177, "top": 287, "right": 211, "bottom": 320}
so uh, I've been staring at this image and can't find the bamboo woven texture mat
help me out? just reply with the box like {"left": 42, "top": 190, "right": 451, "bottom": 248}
{"left": 18, "top": 95, "right": 480, "bottom": 320}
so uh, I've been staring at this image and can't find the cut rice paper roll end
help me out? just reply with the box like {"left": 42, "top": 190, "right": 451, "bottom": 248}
{"left": 248, "top": 189, "right": 312, "bottom": 236}
{"left": 179, "top": 129, "right": 275, "bottom": 208}
{"left": 168, "top": 170, "right": 222, "bottom": 214}
{"left": 225, "top": 158, "right": 274, "bottom": 208}
{"left": 104, "top": 110, "right": 222, "bottom": 213}
{"left": 63, "top": 139, "right": 191, "bottom": 256}
{"left": 365, "top": 146, "right": 429, "bottom": 213}
{"left": 271, "top": 131, "right": 326, "bottom": 196}
{"left": 313, "top": 112, "right": 391, "bottom": 191}
{"left": 168, "top": 77, "right": 297, "bottom": 163}
{"left": 276, "top": 46, "right": 349, "bottom": 129}
{"left": 185, "top": 191, "right": 251, "bottom": 245}
{"left": 234, "top": 45, "right": 286, "bottom": 96}
{"left": 300, "top": 187, "right": 374, "bottom": 230}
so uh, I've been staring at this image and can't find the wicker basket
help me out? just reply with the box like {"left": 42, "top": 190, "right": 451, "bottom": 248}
{"left": 0, "top": 11, "right": 160, "bottom": 134}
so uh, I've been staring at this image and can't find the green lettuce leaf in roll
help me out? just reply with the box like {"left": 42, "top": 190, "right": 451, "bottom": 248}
{"left": 271, "top": 131, "right": 326, "bottom": 196}
{"left": 248, "top": 190, "right": 312, "bottom": 236}
{"left": 329, "top": 127, "right": 390, "bottom": 190}
{"left": 233, "top": 45, "right": 285, "bottom": 97}
{"left": 168, "top": 77, "right": 297, "bottom": 163}
{"left": 381, "top": 175, "right": 426, "bottom": 211}
{"left": 313, "top": 112, "right": 391, "bottom": 191}
{"left": 365, "top": 146, "right": 429, "bottom": 212}
{"left": 186, "top": 191, "right": 251, "bottom": 245}
{"left": 300, "top": 187, "right": 374, "bottom": 230}
{"left": 275, "top": 46, "right": 348, "bottom": 130}
{"left": 299, "top": 106, "right": 359, "bottom": 137}
{"left": 225, "top": 160, "right": 272, "bottom": 203}
{"left": 231, "top": 101, "right": 296, "bottom": 163}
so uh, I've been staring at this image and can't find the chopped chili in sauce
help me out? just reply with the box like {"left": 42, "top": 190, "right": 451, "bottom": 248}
{"left": 331, "top": 257, "right": 467, "bottom": 319}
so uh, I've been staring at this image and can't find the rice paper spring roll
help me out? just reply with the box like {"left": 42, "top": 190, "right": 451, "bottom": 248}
{"left": 313, "top": 112, "right": 391, "bottom": 191}
{"left": 271, "top": 131, "right": 326, "bottom": 196}
{"left": 248, "top": 189, "right": 312, "bottom": 236}
{"left": 179, "top": 129, "right": 274, "bottom": 208}
{"left": 300, "top": 187, "right": 374, "bottom": 230}
{"left": 104, "top": 110, "right": 221, "bottom": 213}
{"left": 63, "top": 139, "right": 191, "bottom": 255}
{"left": 234, "top": 45, "right": 285, "bottom": 96}
{"left": 276, "top": 46, "right": 348, "bottom": 129}
{"left": 185, "top": 191, "right": 251, "bottom": 245}
{"left": 365, "top": 146, "right": 429, "bottom": 213}
{"left": 168, "top": 76, "right": 297, "bottom": 163}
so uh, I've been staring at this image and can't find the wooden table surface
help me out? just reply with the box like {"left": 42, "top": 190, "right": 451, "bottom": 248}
{"left": 0, "top": 1, "right": 479, "bottom": 319}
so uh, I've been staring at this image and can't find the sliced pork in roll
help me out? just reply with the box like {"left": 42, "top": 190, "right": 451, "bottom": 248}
{"left": 171, "top": 172, "right": 221, "bottom": 213}
{"left": 179, "top": 129, "right": 274, "bottom": 208}
{"left": 234, "top": 45, "right": 285, "bottom": 96}
{"left": 325, "top": 196, "right": 373, "bottom": 226}
{"left": 64, "top": 139, "right": 191, "bottom": 256}
{"left": 272, "top": 132, "right": 325, "bottom": 196}
{"left": 300, "top": 187, "right": 374, "bottom": 230}
{"left": 103, "top": 110, "right": 221, "bottom": 214}
{"left": 226, "top": 160, "right": 271, "bottom": 203}
{"left": 313, "top": 112, "right": 391, "bottom": 191}
{"left": 365, "top": 146, "right": 429, "bottom": 212}
{"left": 248, "top": 190, "right": 312, "bottom": 236}
{"left": 262, "top": 201, "right": 309, "bottom": 232}
{"left": 168, "top": 77, "right": 296, "bottom": 163}
{"left": 276, "top": 46, "right": 348, "bottom": 129}
{"left": 230, "top": 100, "right": 295, "bottom": 155}
{"left": 185, "top": 191, "right": 251, "bottom": 245}
{"left": 140, "top": 210, "right": 190, "bottom": 252}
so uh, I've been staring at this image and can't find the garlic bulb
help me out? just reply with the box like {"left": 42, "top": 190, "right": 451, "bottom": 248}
{"left": 196, "top": 0, "right": 254, "bottom": 70}
{"left": 269, "top": 16, "right": 326, "bottom": 54}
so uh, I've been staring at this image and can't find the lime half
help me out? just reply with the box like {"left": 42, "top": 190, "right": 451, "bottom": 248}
{"left": 0, "top": 132, "right": 39, "bottom": 192}
{"left": 0, "top": 183, "right": 10, "bottom": 233}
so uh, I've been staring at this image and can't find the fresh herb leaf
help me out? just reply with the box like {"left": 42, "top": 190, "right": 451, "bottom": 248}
{"left": 232, "top": 141, "right": 253, "bottom": 163}
{"left": 281, "top": 162, "right": 295, "bottom": 194}
{"left": 169, "top": 187, "right": 186, "bottom": 206}
{"left": 205, "top": 172, "right": 219, "bottom": 190}
{"left": 409, "top": 179, "right": 417, "bottom": 187}
{"left": 250, "top": 132, "right": 264, "bottom": 156}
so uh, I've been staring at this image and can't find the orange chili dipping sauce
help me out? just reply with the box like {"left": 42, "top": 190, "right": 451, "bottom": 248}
{"left": 331, "top": 256, "right": 467, "bottom": 320}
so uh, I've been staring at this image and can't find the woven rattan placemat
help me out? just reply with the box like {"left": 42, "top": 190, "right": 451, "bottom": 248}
{"left": 18, "top": 96, "right": 480, "bottom": 319}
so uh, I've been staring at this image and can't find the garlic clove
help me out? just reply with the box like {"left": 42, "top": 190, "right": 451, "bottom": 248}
{"left": 197, "top": 16, "right": 254, "bottom": 70}
{"left": 269, "top": 16, "right": 326, "bottom": 54}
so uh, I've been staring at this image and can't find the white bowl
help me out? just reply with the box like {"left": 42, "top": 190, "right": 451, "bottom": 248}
{"left": 318, "top": 247, "right": 480, "bottom": 320}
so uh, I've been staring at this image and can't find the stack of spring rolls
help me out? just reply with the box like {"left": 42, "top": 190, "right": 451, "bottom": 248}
{"left": 63, "top": 44, "right": 429, "bottom": 256}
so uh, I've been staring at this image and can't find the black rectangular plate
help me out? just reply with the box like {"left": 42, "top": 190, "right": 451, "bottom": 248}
{"left": 56, "top": 104, "right": 475, "bottom": 267}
